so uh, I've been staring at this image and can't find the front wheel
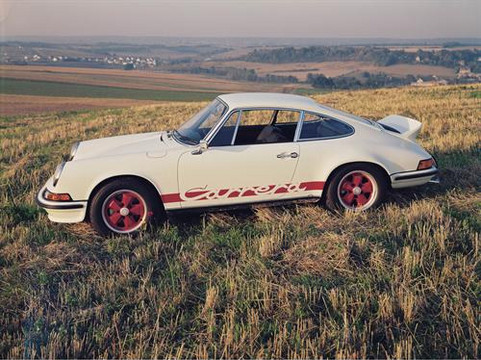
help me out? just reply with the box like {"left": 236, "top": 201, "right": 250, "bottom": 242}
{"left": 89, "top": 178, "right": 164, "bottom": 236}
{"left": 324, "top": 164, "right": 387, "bottom": 212}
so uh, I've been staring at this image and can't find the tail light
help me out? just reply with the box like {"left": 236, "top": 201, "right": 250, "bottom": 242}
{"left": 417, "top": 158, "right": 434, "bottom": 170}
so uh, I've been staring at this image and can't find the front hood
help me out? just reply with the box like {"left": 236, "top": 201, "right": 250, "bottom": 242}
{"left": 73, "top": 131, "right": 171, "bottom": 160}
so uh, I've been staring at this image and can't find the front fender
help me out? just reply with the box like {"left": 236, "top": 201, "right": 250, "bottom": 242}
{"left": 51, "top": 153, "right": 178, "bottom": 202}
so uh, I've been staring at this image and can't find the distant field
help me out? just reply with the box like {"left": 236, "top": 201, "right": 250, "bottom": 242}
{"left": 0, "top": 65, "right": 298, "bottom": 114}
{"left": 210, "top": 46, "right": 284, "bottom": 60}
{"left": 0, "top": 78, "right": 220, "bottom": 102}
{"left": 206, "top": 60, "right": 456, "bottom": 81}
{"left": 0, "top": 94, "right": 157, "bottom": 116}
{"left": 0, "top": 65, "right": 310, "bottom": 115}
{"left": 0, "top": 65, "right": 281, "bottom": 93}
{"left": 364, "top": 63, "right": 455, "bottom": 77}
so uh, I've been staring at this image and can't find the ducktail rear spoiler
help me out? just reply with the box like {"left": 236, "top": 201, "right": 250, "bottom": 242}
{"left": 378, "top": 115, "right": 422, "bottom": 142}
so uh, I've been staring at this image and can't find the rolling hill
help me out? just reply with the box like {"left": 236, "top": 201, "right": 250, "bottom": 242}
{"left": 0, "top": 65, "right": 308, "bottom": 115}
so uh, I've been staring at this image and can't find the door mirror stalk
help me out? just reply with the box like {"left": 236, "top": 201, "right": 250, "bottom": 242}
{"left": 192, "top": 140, "right": 208, "bottom": 155}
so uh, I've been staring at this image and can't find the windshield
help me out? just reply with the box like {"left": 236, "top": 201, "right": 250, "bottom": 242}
{"left": 174, "top": 99, "right": 227, "bottom": 145}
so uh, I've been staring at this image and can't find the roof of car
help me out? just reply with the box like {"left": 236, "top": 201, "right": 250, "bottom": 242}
{"left": 217, "top": 92, "right": 325, "bottom": 112}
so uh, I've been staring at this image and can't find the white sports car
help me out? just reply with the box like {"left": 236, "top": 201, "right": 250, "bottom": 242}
{"left": 37, "top": 93, "right": 439, "bottom": 236}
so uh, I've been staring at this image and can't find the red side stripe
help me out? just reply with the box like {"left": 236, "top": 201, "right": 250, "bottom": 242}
{"left": 161, "top": 181, "right": 325, "bottom": 204}
{"left": 300, "top": 181, "right": 325, "bottom": 191}
{"left": 161, "top": 193, "right": 182, "bottom": 203}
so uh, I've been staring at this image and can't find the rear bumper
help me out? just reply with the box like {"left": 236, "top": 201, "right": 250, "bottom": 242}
{"left": 36, "top": 180, "right": 87, "bottom": 223}
{"left": 390, "top": 167, "right": 439, "bottom": 189}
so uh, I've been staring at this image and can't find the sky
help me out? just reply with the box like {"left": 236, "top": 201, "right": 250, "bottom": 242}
{"left": 1, "top": 0, "right": 480, "bottom": 39}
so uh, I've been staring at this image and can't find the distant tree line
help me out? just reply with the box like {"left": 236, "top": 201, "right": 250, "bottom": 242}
{"left": 414, "top": 49, "right": 481, "bottom": 70}
{"left": 174, "top": 64, "right": 478, "bottom": 90}
{"left": 442, "top": 41, "right": 467, "bottom": 48}
{"left": 242, "top": 46, "right": 414, "bottom": 65}
{"left": 172, "top": 66, "right": 298, "bottom": 83}
{"left": 241, "top": 46, "right": 481, "bottom": 71}
{"left": 307, "top": 72, "right": 419, "bottom": 90}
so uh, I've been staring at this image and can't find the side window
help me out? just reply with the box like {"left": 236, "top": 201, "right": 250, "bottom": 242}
{"left": 241, "top": 110, "right": 272, "bottom": 126}
{"left": 274, "top": 110, "right": 299, "bottom": 124}
{"left": 300, "top": 112, "right": 353, "bottom": 140}
{"left": 234, "top": 109, "right": 299, "bottom": 145}
{"left": 210, "top": 111, "right": 239, "bottom": 146}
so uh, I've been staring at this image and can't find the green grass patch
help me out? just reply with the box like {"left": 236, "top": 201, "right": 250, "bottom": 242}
{"left": 0, "top": 77, "right": 219, "bottom": 102}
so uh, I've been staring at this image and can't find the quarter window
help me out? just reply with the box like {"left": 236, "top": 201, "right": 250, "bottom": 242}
{"left": 275, "top": 110, "right": 299, "bottom": 124}
{"left": 300, "top": 112, "right": 353, "bottom": 140}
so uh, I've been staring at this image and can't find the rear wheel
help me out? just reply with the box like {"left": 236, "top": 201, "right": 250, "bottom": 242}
{"left": 325, "top": 164, "right": 387, "bottom": 212}
{"left": 89, "top": 178, "right": 164, "bottom": 236}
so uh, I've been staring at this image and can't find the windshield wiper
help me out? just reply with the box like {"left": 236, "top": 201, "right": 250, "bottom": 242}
{"left": 173, "top": 130, "right": 197, "bottom": 145}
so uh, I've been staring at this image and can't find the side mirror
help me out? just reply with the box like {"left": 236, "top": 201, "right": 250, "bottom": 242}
{"left": 191, "top": 140, "right": 208, "bottom": 155}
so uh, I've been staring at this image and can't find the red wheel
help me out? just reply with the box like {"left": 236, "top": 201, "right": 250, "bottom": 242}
{"left": 324, "top": 164, "right": 387, "bottom": 212}
{"left": 89, "top": 178, "right": 165, "bottom": 236}
{"left": 102, "top": 189, "right": 147, "bottom": 233}
{"left": 337, "top": 170, "right": 377, "bottom": 210}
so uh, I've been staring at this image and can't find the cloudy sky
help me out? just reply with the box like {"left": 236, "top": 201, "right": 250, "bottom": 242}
{"left": 1, "top": 0, "right": 480, "bottom": 39}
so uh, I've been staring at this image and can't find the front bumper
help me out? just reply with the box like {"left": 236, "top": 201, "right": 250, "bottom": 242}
{"left": 390, "top": 167, "right": 440, "bottom": 189}
{"left": 36, "top": 181, "right": 87, "bottom": 223}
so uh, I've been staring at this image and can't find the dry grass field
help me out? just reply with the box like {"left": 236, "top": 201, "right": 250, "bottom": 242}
{"left": 0, "top": 84, "right": 480, "bottom": 358}
{"left": 0, "top": 94, "right": 158, "bottom": 116}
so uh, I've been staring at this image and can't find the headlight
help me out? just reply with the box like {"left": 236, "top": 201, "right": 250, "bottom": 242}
{"left": 417, "top": 158, "right": 434, "bottom": 170}
{"left": 53, "top": 161, "right": 66, "bottom": 187}
{"left": 44, "top": 190, "right": 72, "bottom": 201}
{"left": 68, "top": 142, "right": 79, "bottom": 161}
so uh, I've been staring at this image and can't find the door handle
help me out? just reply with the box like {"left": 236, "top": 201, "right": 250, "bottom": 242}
{"left": 277, "top": 152, "right": 299, "bottom": 159}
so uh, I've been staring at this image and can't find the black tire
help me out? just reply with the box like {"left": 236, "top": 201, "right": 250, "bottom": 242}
{"left": 89, "top": 178, "right": 165, "bottom": 236}
{"left": 324, "top": 163, "right": 387, "bottom": 212}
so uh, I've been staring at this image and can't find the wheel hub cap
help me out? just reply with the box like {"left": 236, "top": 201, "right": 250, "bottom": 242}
{"left": 102, "top": 190, "right": 146, "bottom": 233}
{"left": 337, "top": 171, "right": 376, "bottom": 210}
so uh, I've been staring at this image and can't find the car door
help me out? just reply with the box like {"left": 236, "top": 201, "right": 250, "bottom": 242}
{"left": 290, "top": 111, "right": 356, "bottom": 197}
{"left": 177, "top": 109, "right": 301, "bottom": 208}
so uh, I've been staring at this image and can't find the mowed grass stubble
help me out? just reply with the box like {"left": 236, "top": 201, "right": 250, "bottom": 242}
{"left": 0, "top": 84, "right": 480, "bottom": 358}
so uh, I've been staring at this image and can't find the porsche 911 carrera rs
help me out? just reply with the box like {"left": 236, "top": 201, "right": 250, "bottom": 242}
{"left": 37, "top": 93, "right": 439, "bottom": 236}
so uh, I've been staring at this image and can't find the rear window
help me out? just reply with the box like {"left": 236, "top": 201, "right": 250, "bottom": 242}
{"left": 320, "top": 105, "right": 374, "bottom": 126}
{"left": 300, "top": 112, "right": 353, "bottom": 140}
